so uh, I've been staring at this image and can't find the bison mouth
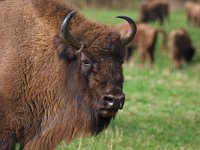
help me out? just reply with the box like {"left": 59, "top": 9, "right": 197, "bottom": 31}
{"left": 99, "top": 109, "right": 118, "bottom": 117}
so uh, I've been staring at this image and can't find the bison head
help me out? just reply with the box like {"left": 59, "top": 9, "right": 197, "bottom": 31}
{"left": 54, "top": 11, "right": 136, "bottom": 133}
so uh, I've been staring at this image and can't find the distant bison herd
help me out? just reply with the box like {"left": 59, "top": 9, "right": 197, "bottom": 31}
{"left": 116, "top": 0, "right": 198, "bottom": 69}
{"left": 0, "top": 0, "right": 137, "bottom": 149}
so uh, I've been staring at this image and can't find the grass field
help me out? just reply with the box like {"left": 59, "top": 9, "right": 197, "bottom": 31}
{"left": 56, "top": 8, "right": 200, "bottom": 150}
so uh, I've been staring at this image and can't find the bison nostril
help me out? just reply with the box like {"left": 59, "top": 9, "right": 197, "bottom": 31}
{"left": 118, "top": 94, "right": 125, "bottom": 109}
{"left": 119, "top": 102, "right": 123, "bottom": 109}
{"left": 103, "top": 96, "right": 114, "bottom": 107}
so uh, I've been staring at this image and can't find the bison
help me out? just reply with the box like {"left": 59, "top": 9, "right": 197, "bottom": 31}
{"left": 0, "top": 0, "right": 137, "bottom": 149}
{"left": 184, "top": 1, "right": 200, "bottom": 27}
{"left": 184, "top": 1, "right": 196, "bottom": 24}
{"left": 115, "top": 22, "right": 167, "bottom": 67}
{"left": 139, "top": 0, "right": 169, "bottom": 25}
{"left": 170, "top": 28, "right": 196, "bottom": 69}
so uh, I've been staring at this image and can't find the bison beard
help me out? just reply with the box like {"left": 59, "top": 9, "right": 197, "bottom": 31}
{"left": 0, "top": 0, "right": 137, "bottom": 149}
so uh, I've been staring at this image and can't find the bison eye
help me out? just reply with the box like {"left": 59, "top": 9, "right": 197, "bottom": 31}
{"left": 82, "top": 60, "right": 90, "bottom": 66}
{"left": 80, "top": 53, "right": 93, "bottom": 74}
{"left": 81, "top": 59, "right": 92, "bottom": 75}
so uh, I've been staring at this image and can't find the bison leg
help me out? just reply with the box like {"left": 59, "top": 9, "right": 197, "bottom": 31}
{"left": 173, "top": 51, "right": 182, "bottom": 69}
{"left": 126, "top": 47, "right": 134, "bottom": 61}
{"left": 159, "top": 15, "right": 164, "bottom": 25}
{"left": 148, "top": 40, "right": 157, "bottom": 69}
{"left": 126, "top": 47, "right": 136, "bottom": 66}
{"left": 187, "top": 14, "right": 191, "bottom": 25}
{"left": 148, "top": 50, "right": 155, "bottom": 68}
{"left": 139, "top": 49, "right": 147, "bottom": 67}
{"left": 174, "top": 59, "right": 182, "bottom": 69}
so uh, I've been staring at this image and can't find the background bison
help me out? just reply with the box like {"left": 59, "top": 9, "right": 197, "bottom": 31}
{"left": 170, "top": 28, "right": 196, "bottom": 69}
{"left": 139, "top": 0, "right": 169, "bottom": 25}
{"left": 115, "top": 22, "right": 167, "bottom": 67}
{"left": 184, "top": 1, "right": 200, "bottom": 27}
{"left": 0, "top": 0, "right": 136, "bottom": 149}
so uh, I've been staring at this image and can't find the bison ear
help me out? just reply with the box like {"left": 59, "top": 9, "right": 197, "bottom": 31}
{"left": 53, "top": 35, "right": 77, "bottom": 60}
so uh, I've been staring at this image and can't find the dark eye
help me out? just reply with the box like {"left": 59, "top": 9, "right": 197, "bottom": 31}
{"left": 82, "top": 60, "right": 90, "bottom": 66}
{"left": 81, "top": 59, "right": 92, "bottom": 75}
{"left": 80, "top": 53, "right": 93, "bottom": 75}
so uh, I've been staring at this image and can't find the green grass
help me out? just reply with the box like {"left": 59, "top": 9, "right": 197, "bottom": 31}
{"left": 56, "top": 8, "right": 200, "bottom": 150}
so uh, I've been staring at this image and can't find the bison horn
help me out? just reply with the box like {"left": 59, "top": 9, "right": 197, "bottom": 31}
{"left": 116, "top": 16, "right": 137, "bottom": 46}
{"left": 61, "top": 11, "right": 84, "bottom": 52}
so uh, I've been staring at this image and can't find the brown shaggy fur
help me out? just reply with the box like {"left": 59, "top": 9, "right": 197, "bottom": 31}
{"left": 0, "top": 0, "right": 132, "bottom": 149}
{"left": 170, "top": 28, "right": 196, "bottom": 69}
{"left": 139, "top": 0, "right": 169, "bottom": 25}
{"left": 184, "top": 1, "right": 200, "bottom": 27}
{"left": 115, "top": 22, "right": 167, "bottom": 67}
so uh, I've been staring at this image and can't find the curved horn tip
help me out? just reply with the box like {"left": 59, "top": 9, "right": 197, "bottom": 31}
{"left": 115, "top": 16, "right": 137, "bottom": 28}
{"left": 116, "top": 15, "right": 137, "bottom": 46}
{"left": 116, "top": 15, "right": 130, "bottom": 19}
{"left": 67, "top": 11, "right": 77, "bottom": 18}
{"left": 61, "top": 10, "right": 77, "bottom": 41}
{"left": 61, "top": 11, "right": 77, "bottom": 29}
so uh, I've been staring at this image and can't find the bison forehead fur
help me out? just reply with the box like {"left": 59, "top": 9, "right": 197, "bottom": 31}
{"left": 0, "top": 0, "right": 132, "bottom": 149}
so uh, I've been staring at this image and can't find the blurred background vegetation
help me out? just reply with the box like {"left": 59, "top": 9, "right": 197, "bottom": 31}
{"left": 69, "top": 0, "right": 199, "bottom": 9}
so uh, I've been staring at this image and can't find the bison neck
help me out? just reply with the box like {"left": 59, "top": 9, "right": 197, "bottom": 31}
{"left": 30, "top": 62, "right": 112, "bottom": 148}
